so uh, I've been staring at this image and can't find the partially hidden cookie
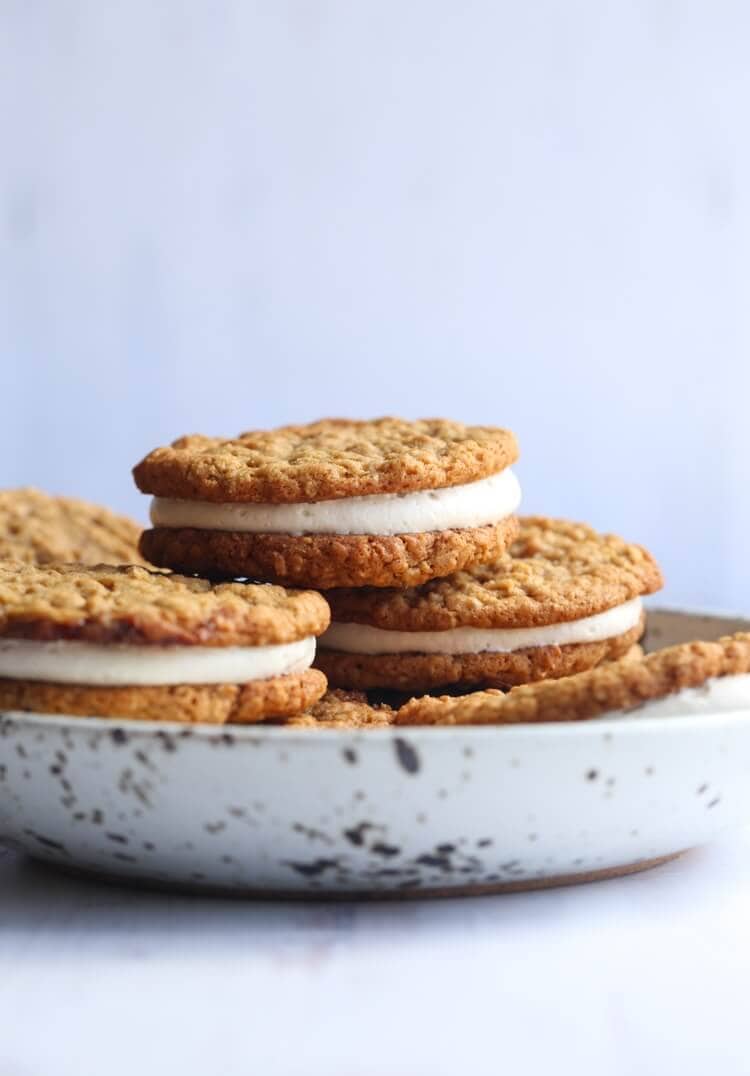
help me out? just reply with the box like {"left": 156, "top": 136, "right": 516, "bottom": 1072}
{"left": 0, "top": 487, "right": 146, "bottom": 566}
{"left": 395, "top": 632, "right": 750, "bottom": 725}
{"left": 0, "top": 563, "right": 329, "bottom": 723}
{"left": 280, "top": 689, "right": 395, "bottom": 728}
{"left": 134, "top": 418, "right": 521, "bottom": 588}
{"left": 316, "top": 517, "right": 663, "bottom": 692}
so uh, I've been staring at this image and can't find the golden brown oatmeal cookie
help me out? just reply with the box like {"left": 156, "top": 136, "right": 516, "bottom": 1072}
{"left": 140, "top": 518, "right": 519, "bottom": 590}
{"left": 0, "top": 562, "right": 329, "bottom": 646}
{"left": 324, "top": 517, "right": 663, "bottom": 631}
{"left": 395, "top": 633, "right": 750, "bottom": 726}
{"left": 317, "top": 518, "right": 659, "bottom": 690}
{"left": 0, "top": 488, "right": 145, "bottom": 567}
{"left": 316, "top": 619, "right": 644, "bottom": 693}
{"left": 0, "top": 669, "right": 327, "bottom": 724}
{"left": 281, "top": 689, "right": 395, "bottom": 728}
{"left": 133, "top": 418, "right": 519, "bottom": 503}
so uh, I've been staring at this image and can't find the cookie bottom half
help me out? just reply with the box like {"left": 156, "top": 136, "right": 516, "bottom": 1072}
{"left": 0, "top": 669, "right": 327, "bottom": 724}
{"left": 315, "top": 621, "right": 644, "bottom": 693}
{"left": 139, "top": 518, "right": 519, "bottom": 589}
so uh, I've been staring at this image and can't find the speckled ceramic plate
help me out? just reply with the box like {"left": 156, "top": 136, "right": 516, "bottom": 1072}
{"left": 1, "top": 609, "right": 749, "bottom": 897}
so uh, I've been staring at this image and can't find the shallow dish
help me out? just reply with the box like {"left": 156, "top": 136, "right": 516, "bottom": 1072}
{"left": 1, "top": 609, "right": 748, "bottom": 897}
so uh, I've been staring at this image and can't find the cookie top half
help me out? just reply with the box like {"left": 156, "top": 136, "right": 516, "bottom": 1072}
{"left": 325, "top": 517, "right": 663, "bottom": 630}
{"left": 133, "top": 418, "right": 519, "bottom": 504}
{"left": 0, "top": 563, "right": 330, "bottom": 647}
{"left": 0, "top": 488, "right": 145, "bottom": 566}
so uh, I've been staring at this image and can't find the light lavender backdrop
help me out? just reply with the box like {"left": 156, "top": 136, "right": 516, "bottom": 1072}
{"left": 2, "top": 2, "right": 749, "bottom": 611}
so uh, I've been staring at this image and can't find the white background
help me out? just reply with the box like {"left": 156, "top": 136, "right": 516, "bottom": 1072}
{"left": 2, "top": 837, "right": 750, "bottom": 1076}
{"left": 2, "top": 1, "right": 749, "bottom": 611}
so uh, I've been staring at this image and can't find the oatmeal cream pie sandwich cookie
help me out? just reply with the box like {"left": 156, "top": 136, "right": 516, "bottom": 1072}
{"left": 134, "top": 418, "right": 521, "bottom": 589}
{"left": 395, "top": 631, "right": 750, "bottom": 726}
{"left": 0, "top": 563, "right": 329, "bottom": 724}
{"left": 316, "top": 517, "right": 663, "bottom": 692}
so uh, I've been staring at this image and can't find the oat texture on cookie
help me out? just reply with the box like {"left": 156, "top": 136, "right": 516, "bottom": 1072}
{"left": 315, "top": 619, "right": 644, "bottom": 692}
{"left": 395, "top": 632, "right": 750, "bottom": 726}
{"left": 0, "top": 488, "right": 145, "bottom": 566}
{"left": 0, "top": 669, "right": 328, "bottom": 724}
{"left": 281, "top": 689, "right": 395, "bottom": 728}
{"left": 0, "top": 562, "right": 330, "bottom": 646}
{"left": 139, "top": 517, "right": 520, "bottom": 590}
{"left": 324, "top": 517, "right": 663, "bottom": 630}
{"left": 133, "top": 418, "right": 519, "bottom": 503}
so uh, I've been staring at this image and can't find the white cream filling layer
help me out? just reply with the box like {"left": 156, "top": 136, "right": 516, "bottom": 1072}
{"left": 149, "top": 469, "right": 521, "bottom": 537}
{"left": 0, "top": 636, "right": 316, "bottom": 686}
{"left": 320, "top": 598, "right": 643, "bottom": 656}
{"left": 616, "top": 673, "right": 750, "bottom": 719}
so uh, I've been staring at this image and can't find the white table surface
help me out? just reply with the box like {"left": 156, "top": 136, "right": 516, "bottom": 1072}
{"left": 2, "top": 831, "right": 750, "bottom": 1076}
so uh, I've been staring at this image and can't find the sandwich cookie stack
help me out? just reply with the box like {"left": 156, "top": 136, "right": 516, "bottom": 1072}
{"left": 133, "top": 417, "right": 664, "bottom": 715}
{"left": 130, "top": 416, "right": 524, "bottom": 719}
{"left": 0, "top": 564, "right": 328, "bottom": 724}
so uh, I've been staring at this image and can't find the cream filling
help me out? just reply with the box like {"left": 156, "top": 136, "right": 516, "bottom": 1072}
{"left": 0, "top": 636, "right": 316, "bottom": 686}
{"left": 617, "top": 673, "right": 750, "bottom": 718}
{"left": 319, "top": 598, "right": 643, "bottom": 655}
{"left": 149, "top": 469, "right": 521, "bottom": 536}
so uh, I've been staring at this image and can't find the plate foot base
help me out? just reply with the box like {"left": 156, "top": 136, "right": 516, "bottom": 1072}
{"left": 25, "top": 850, "right": 686, "bottom": 900}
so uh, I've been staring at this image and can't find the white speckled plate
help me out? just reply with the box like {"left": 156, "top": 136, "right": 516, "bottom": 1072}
{"left": 1, "top": 609, "right": 749, "bottom": 897}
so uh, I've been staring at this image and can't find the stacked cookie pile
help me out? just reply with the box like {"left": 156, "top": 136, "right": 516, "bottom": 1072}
{"left": 2, "top": 418, "right": 749, "bottom": 728}
{"left": 130, "top": 417, "right": 662, "bottom": 722}
{"left": 0, "top": 488, "right": 330, "bottom": 725}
